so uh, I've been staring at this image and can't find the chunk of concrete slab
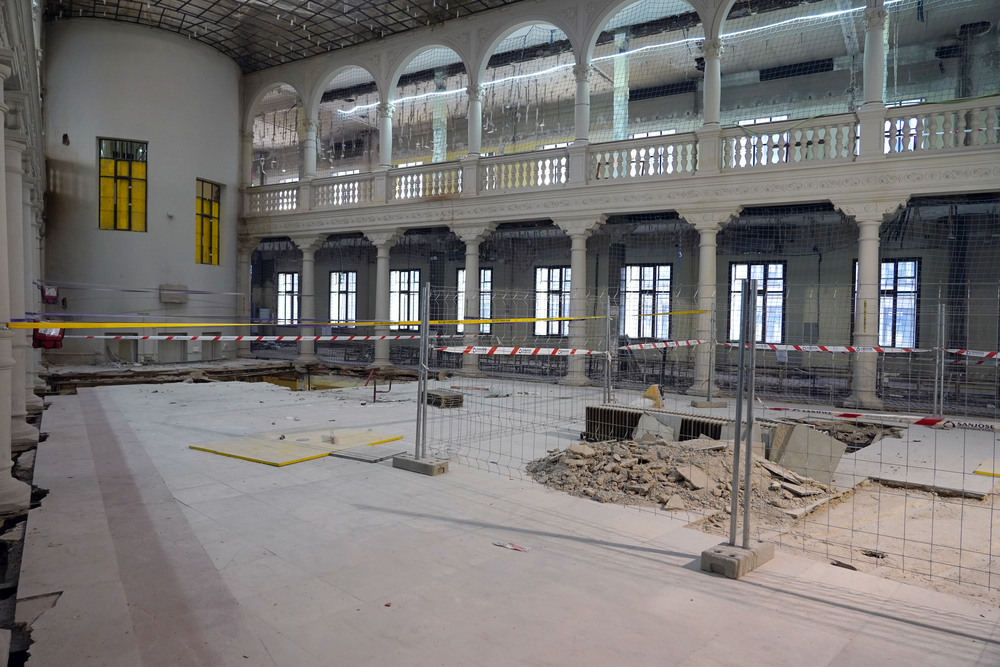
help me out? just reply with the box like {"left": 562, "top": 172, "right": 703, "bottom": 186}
{"left": 767, "top": 424, "right": 846, "bottom": 486}
{"left": 700, "top": 541, "right": 775, "bottom": 579}
{"left": 691, "top": 400, "right": 726, "bottom": 409}
{"left": 632, "top": 413, "right": 675, "bottom": 443}
{"left": 676, "top": 464, "right": 709, "bottom": 490}
{"left": 392, "top": 454, "right": 449, "bottom": 476}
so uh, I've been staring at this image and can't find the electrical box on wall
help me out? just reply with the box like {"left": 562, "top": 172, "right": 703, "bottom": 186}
{"left": 159, "top": 284, "right": 189, "bottom": 304}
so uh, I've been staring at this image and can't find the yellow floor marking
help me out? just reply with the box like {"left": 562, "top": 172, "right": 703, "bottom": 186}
{"left": 190, "top": 428, "right": 402, "bottom": 466}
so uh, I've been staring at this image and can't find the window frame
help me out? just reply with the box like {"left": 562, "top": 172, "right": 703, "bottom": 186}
{"left": 99, "top": 138, "right": 148, "bottom": 232}
{"left": 534, "top": 266, "right": 572, "bottom": 336}
{"left": 329, "top": 270, "right": 358, "bottom": 326}
{"left": 390, "top": 269, "right": 421, "bottom": 331}
{"left": 195, "top": 179, "right": 221, "bottom": 265}
{"left": 854, "top": 258, "right": 920, "bottom": 348}
{"left": 620, "top": 264, "right": 672, "bottom": 339}
{"left": 276, "top": 272, "right": 300, "bottom": 325}
{"left": 728, "top": 261, "right": 786, "bottom": 343}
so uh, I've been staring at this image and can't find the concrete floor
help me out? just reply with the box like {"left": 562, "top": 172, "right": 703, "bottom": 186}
{"left": 16, "top": 380, "right": 1000, "bottom": 666}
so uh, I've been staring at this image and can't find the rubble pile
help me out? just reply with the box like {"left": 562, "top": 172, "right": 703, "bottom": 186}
{"left": 526, "top": 437, "right": 836, "bottom": 530}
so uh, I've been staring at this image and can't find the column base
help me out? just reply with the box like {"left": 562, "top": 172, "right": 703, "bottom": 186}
{"left": 0, "top": 475, "right": 31, "bottom": 514}
{"left": 841, "top": 393, "right": 883, "bottom": 411}
{"left": 456, "top": 364, "right": 486, "bottom": 378}
{"left": 561, "top": 373, "right": 596, "bottom": 387}
{"left": 11, "top": 420, "right": 40, "bottom": 447}
{"left": 26, "top": 393, "right": 45, "bottom": 415}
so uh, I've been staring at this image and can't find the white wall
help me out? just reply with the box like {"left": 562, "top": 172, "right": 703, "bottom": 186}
{"left": 43, "top": 20, "right": 242, "bottom": 362}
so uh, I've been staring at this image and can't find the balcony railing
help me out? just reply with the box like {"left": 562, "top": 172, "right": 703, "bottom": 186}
{"left": 884, "top": 99, "right": 1000, "bottom": 155}
{"left": 480, "top": 149, "right": 569, "bottom": 192}
{"left": 241, "top": 96, "right": 1000, "bottom": 217}
{"left": 722, "top": 116, "right": 858, "bottom": 170}
{"left": 392, "top": 162, "right": 463, "bottom": 200}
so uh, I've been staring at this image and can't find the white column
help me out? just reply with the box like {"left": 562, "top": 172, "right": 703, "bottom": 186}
{"left": 863, "top": 1, "right": 888, "bottom": 106}
{"left": 466, "top": 85, "right": 483, "bottom": 156}
{"left": 454, "top": 225, "right": 493, "bottom": 376}
{"left": 847, "top": 217, "right": 883, "bottom": 409}
{"left": 377, "top": 102, "right": 394, "bottom": 168}
{"left": 678, "top": 208, "right": 740, "bottom": 399}
{"left": 432, "top": 70, "right": 448, "bottom": 163}
{"left": 294, "top": 236, "right": 325, "bottom": 362}
{"left": 612, "top": 32, "right": 630, "bottom": 141}
{"left": 0, "top": 56, "right": 33, "bottom": 511}
{"left": 26, "top": 186, "right": 45, "bottom": 402}
{"left": 858, "top": 2, "right": 888, "bottom": 158}
{"left": 241, "top": 130, "right": 255, "bottom": 187}
{"left": 701, "top": 38, "right": 723, "bottom": 126}
{"left": 573, "top": 64, "right": 592, "bottom": 143}
{"left": 300, "top": 117, "right": 318, "bottom": 179}
{"left": 6, "top": 135, "right": 37, "bottom": 446}
{"left": 555, "top": 218, "right": 604, "bottom": 385}
{"left": 365, "top": 231, "right": 400, "bottom": 368}
{"left": 236, "top": 237, "right": 258, "bottom": 358}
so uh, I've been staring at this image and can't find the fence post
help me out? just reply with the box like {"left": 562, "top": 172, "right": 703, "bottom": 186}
{"left": 729, "top": 279, "right": 757, "bottom": 547}
{"left": 415, "top": 283, "right": 430, "bottom": 459}
{"left": 604, "top": 293, "right": 613, "bottom": 404}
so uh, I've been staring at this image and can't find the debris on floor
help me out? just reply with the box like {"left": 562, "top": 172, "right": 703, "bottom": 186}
{"left": 525, "top": 436, "right": 836, "bottom": 532}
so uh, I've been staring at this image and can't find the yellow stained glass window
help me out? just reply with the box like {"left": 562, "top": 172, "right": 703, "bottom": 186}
{"left": 196, "top": 179, "right": 221, "bottom": 265}
{"left": 98, "top": 139, "right": 147, "bottom": 232}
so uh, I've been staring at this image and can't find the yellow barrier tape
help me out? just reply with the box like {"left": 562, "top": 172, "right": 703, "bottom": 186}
{"left": 7, "top": 309, "right": 709, "bottom": 330}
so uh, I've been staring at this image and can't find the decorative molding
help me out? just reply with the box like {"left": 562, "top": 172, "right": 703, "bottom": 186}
{"left": 863, "top": 7, "right": 888, "bottom": 31}
{"left": 701, "top": 38, "right": 724, "bottom": 60}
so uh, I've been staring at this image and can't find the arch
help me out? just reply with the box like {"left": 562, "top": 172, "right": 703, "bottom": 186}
{"left": 249, "top": 83, "right": 305, "bottom": 186}
{"left": 587, "top": 0, "right": 707, "bottom": 143}
{"left": 474, "top": 15, "right": 580, "bottom": 85}
{"left": 582, "top": 0, "right": 709, "bottom": 64}
{"left": 306, "top": 62, "right": 380, "bottom": 115}
{"left": 479, "top": 22, "right": 579, "bottom": 156}
{"left": 390, "top": 46, "right": 470, "bottom": 165}
{"left": 243, "top": 79, "right": 306, "bottom": 132}
{"left": 314, "top": 66, "right": 381, "bottom": 176}
{"left": 386, "top": 43, "right": 474, "bottom": 94}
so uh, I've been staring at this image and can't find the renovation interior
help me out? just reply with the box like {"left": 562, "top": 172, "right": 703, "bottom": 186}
{"left": 0, "top": 0, "right": 999, "bottom": 663}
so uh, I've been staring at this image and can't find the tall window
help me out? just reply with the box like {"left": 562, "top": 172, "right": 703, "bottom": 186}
{"left": 99, "top": 138, "right": 147, "bottom": 231}
{"left": 620, "top": 264, "right": 671, "bottom": 339}
{"left": 196, "top": 180, "right": 220, "bottom": 265}
{"left": 329, "top": 271, "right": 357, "bottom": 325}
{"left": 729, "top": 262, "right": 785, "bottom": 343}
{"left": 457, "top": 268, "right": 493, "bottom": 334}
{"left": 534, "top": 266, "right": 571, "bottom": 336}
{"left": 390, "top": 269, "right": 421, "bottom": 330}
{"left": 277, "top": 272, "right": 299, "bottom": 325}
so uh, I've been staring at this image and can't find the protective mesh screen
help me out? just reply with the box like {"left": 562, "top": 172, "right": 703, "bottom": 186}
{"left": 251, "top": 84, "right": 303, "bottom": 185}
{"left": 721, "top": 0, "right": 866, "bottom": 124}
{"left": 392, "top": 48, "right": 469, "bottom": 165}
{"left": 481, "top": 25, "right": 577, "bottom": 155}
{"left": 318, "top": 67, "right": 379, "bottom": 176}
{"left": 589, "top": 0, "right": 705, "bottom": 143}
{"left": 886, "top": 0, "right": 1000, "bottom": 104}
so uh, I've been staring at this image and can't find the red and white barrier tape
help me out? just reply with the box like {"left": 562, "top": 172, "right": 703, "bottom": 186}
{"left": 68, "top": 333, "right": 474, "bottom": 342}
{"left": 719, "top": 342, "right": 926, "bottom": 354}
{"left": 765, "top": 406, "right": 996, "bottom": 432}
{"left": 618, "top": 339, "right": 704, "bottom": 351}
{"left": 435, "top": 345, "right": 601, "bottom": 356}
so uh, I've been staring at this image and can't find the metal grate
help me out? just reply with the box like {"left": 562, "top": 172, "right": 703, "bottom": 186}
{"left": 43, "top": 0, "right": 530, "bottom": 73}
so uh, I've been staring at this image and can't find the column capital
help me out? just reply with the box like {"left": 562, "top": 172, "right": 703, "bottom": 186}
{"left": 466, "top": 84, "right": 485, "bottom": 102}
{"left": 238, "top": 236, "right": 261, "bottom": 254}
{"left": 290, "top": 234, "right": 326, "bottom": 254}
{"left": 451, "top": 222, "right": 495, "bottom": 245}
{"left": 0, "top": 48, "right": 13, "bottom": 81}
{"left": 832, "top": 199, "right": 906, "bottom": 223}
{"left": 573, "top": 64, "right": 592, "bottom": 83}
{"left": 553, "top": 216, "right": 604, "bottom": 238}
{"left": 377, "top": 102, "right": 395, "bottom": 120}
{"left": 863, "top": 5, "right": 888, "bottom": 30}
{"left": 677, "top": 207, "right": 741, "bottom": 232}
{"left": 242, "top": 130, "right": 255, "bottom": 142}
{"left": 364, "top": 229, "right": 401, "bottom": 249}
{"left": 700, "top": 38, "right": 724, "bottom": 60}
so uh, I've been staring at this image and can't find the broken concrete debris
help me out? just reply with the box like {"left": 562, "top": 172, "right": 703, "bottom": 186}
{"left": 526, "top": 436, "right": 835, "bottom": 530}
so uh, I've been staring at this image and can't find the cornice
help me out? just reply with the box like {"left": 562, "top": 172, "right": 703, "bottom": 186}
{"left": 241, "top": 151, "right": 1000, "bottom": 238}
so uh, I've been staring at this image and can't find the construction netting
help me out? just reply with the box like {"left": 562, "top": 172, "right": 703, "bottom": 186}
{"left": 251, "top": 84, "right": 303, "bottom": 185}
{"left": 392, "top": 48, "right": 469, "bottom": 165}
{"left": 317, "top": 67, "right": 379, "bottom": 176}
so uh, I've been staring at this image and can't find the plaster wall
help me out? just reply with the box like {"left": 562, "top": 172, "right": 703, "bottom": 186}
{"left": 43, "top": 19, "right": 242, "bottom": 362}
